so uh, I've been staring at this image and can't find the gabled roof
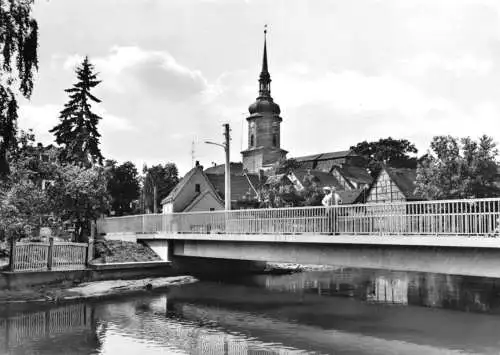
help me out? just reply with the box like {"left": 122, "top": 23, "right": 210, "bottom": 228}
{"left": 204, "top": 162, "right": 244, "bottom": 175}
{"left": 161, "top": 166, "right": 201, "bottom": 204}
{"left": 206, "top": 173, "right": 262, "bottom": 201}
{"left": 338, "top": 189, "right": 366, "bottom": 204}
{"left": 334, "top": 165, "right": 373, "bottom": 185}
{"left": 384, "top": 167, "right": 423, "bottom": 200}
{"left": 183, "top": 189, "right": 223, "bottom": 212}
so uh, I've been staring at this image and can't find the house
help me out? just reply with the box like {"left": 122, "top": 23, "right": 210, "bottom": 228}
{"left": 161, "top": 163, "right": 224, "bottom": 213}
{"left": 366, "top": 166, "right": 423, "bottom": 203}
{"left": 160, "top": 162, "right": 262, "bottom": 213}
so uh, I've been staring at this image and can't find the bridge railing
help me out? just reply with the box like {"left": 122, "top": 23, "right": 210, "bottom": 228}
{"left": 97, "top": 197, "right": 500, "bottom": 237}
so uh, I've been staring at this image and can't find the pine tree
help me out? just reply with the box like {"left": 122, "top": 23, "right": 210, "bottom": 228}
{"left": 50, "top": 56, "right": 104, "bottom": 166}
{"left": 0, "top": 0, "right": 39, "bottom": 177}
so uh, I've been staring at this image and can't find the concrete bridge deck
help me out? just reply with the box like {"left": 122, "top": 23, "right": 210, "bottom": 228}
{"left": 98, "top": 197, "right": 500, "bottom": 277}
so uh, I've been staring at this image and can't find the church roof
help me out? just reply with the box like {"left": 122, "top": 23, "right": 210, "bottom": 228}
{"left": 294, "top": 150, "right": 354, "bottom": 163}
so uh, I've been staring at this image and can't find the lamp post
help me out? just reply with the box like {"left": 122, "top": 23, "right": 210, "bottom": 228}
{"left": 205, "top": 123, "right": 231, "bottom": 210}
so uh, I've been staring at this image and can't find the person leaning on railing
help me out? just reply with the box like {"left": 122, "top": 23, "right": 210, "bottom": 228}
{"left": 322, "top": 186, "right": 342, "bottom": 235}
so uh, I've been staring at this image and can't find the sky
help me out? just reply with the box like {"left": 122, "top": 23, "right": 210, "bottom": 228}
{"left": 17, "top": 0, "right": 500, "bottom": 175}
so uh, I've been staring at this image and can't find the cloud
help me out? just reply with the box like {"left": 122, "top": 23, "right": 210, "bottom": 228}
{"left": 17, "top": 104, "right": 133, "bottom": 145}
{"left": 398, "top": 52, "right": 493, "bottom": 77}
{"left": 62, "top": 46, "right": 210, "bottom": 101}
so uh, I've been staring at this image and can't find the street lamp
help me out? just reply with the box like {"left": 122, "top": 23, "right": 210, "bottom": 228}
{"left": 205, "top": 123, "right": 231, "bottom": 210}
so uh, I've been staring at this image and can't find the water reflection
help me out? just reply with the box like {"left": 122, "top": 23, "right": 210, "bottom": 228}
{"left": 0, "top": 303, "right": 101, "bottom": 354}
{"left": 0, "top": 297, "right": 317, "bottom": 355}
{"left": 250, "top": 268, "right": 500, "bottom": 313}
{"left": 2, "top": 269, "right": 500, "bottom": 354}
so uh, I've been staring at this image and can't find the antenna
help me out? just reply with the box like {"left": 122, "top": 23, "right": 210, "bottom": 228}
{"left": 191, "top": 138, "right": 196, "bottom": 168}
{"left": 240, "top": 112, "right": 247, "bottom": 152}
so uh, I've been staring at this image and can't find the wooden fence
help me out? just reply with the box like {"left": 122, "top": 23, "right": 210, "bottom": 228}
{"left": 9, "top": 237, "right": 93, "bottom": 272}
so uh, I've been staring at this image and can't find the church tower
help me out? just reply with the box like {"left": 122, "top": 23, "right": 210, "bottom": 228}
{"left": 241, "top": 28, "right": 287, "bottom": 174}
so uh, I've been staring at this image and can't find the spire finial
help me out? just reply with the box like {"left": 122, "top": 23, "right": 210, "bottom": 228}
{"left": 261, "top": 25, "right": 269, "bottom": 75}
{"left": 258, "top": 25, "right": 271, "bottom": 97}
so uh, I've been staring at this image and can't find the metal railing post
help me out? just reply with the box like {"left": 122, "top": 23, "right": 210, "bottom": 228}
{"left": 9, "top": 238, "right": 16, "bottom": 272}
{"left": 47, "top": 237, "right": 54, "bottom": 271}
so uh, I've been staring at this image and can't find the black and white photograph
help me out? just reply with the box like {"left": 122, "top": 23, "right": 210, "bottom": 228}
{"left": 2, "top": 0, "right": 500, "bottom": 354}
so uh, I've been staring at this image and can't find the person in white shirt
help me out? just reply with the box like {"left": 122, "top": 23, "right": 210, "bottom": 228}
{"left": 322, "top": 186, "right": 341, "bottom": 206}
{"left": 322, "top": 186, "right": 342, "bottom": 234}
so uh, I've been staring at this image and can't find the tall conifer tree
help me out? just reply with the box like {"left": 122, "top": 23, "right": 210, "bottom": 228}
{"left": 50, "top": 56, "right": 104, "bottom": 166}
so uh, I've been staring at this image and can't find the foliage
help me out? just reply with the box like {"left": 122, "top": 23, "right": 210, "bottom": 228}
{"left": 0, "top": 0, "right": 39, "bottom": 176}
{"left": 259, "top": 171, "right": 325, "bottom": 208}
{"left": 0, "top": 130, "right": 58, "bottom": 241}
{"left": 142, "top": 163, "right": 179, "bottom": 213}
{"left": 273, "top": 158, "right": 301, "bottom": 174}
{"left": 47, "top": 164, "right": 110, "bottom": 241}
{"left": 416, "top": 135, "right": 500, "bottom": 199}
{"left": 50, "top": 56, "right": 104, "bottom": 167}
{"left": 350, "top": 137, "right": 418, "bottom": 177}
{"left": 0, "top": 179, "right": 50, "bottom": 241}
{"left": 106, "top": 160, "right": 140, "bottom": 216}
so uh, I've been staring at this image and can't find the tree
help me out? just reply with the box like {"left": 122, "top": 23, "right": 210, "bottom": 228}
{"left": 50, "top": 56, "right": 104, "bottom": 167}
{"left": 142, "top": 163, "right": 179, "bottom": 213}
{"left": 416, "top": 135, "right": 500, "bottom": 199}
{"left": 48, "top": 164, "right": 109, "bottom": 241}
{"left": 0, "top": 0, "right": 39, "bottom": 177}
{"left": 273, "top": 158, "right": 301, "bottom": 174}
{"left": 0, "top": 131, "right": 54, "bottom": 241}
{"left": 350, "top": 137, "right": 418, "bottom": 177}
{"left": 258, "top": 171, "right": 325, "bottom": 208}
{"left": 106, "top": 160, "right": 140, "bottom": 216}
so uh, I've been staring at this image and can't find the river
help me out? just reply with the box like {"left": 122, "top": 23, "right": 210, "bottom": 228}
{"left": 2, "top": 267, "right": 500, "bottom": 354}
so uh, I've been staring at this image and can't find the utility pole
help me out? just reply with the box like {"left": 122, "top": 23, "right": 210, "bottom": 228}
{"left": 205, "top": 123, "right": 231, "bottom": 210}
{"left": 223, "top": 123, "right": 231, "bottom": 210}
{"left": 153, "top": 185, "right": 158, "bottom": 214}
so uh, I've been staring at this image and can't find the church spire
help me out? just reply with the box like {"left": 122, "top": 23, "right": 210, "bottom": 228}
{"left": 259, "top": 25, "right": 271, "bottom": 98}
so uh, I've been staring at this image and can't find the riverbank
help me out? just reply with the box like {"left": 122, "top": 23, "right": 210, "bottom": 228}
{"left": 0, "top": 275, "right": 197, "bottom": 305}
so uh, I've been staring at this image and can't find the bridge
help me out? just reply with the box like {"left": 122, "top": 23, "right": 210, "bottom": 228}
{"left": 97, "top": 197, "right": 500, "bottom": 277}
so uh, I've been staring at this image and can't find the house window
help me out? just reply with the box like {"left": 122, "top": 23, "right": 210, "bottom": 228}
{"left": 195, "top": 184, "right": 201, "bottom": 193}
{"left": 250, "top": 134, "right": 254, "bottom": 147}
{"left": 209, "top": 208, "right": 215, "bottom": 211}
{"left": 272, "top": 134, "right": 278, "bottom": 147}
